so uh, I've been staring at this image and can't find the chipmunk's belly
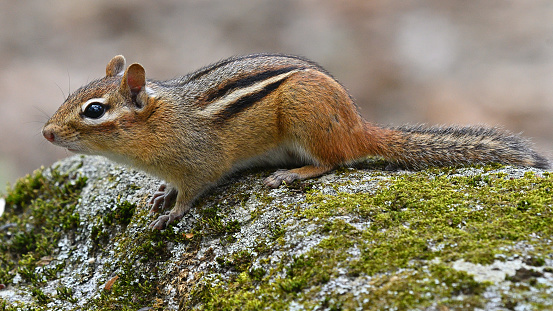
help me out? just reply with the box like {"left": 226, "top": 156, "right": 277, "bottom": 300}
{"left": 229, "top": 140, "right": 316, "bottom": 174}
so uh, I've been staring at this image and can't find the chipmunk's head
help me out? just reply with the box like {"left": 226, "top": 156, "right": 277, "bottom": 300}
{"left": 42, "top": 55, "right": 158, "bottom": 164}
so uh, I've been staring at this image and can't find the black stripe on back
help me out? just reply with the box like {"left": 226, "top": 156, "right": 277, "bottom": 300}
{"left": 203, "top": 66, "right": 300, "bottom": 104}
{"left": 213, "top": 78, "right": 288, "bottom": 124}
{"left": 188, "top": 53, "right": 320, "bottom": 82}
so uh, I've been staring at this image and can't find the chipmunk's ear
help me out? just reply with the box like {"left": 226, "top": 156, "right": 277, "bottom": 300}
{"left": 106, "top": 55, "right": 126, "bottom": 77}
{"left": 120, "top": 63, "right": 146, "bottom": 105}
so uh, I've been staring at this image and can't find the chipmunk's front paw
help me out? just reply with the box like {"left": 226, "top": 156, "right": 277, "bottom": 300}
{"left": 263, "top": 169, "right": 300, "bottom": 188}
{"left": 149, "top": 184, "right": 178, "bottom": 213}
{"left": 149, "top": 211, "right": 183, "bottom": 230}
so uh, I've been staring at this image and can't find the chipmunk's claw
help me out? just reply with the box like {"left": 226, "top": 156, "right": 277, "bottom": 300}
{"left": 149, "top": 211, "right": 183, "bottom": 230}
{"left": 149, "top": 184, "right": 177, "bottom": 213}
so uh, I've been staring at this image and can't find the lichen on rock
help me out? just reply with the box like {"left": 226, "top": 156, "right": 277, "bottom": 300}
{"left": 1, "top": 155, "right": 552, "bottom": 310}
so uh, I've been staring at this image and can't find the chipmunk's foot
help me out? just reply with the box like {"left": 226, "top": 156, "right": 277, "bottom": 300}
{"left": 263, "top": 169, "right": 300, "bottom": 188}
{"left": 149, "top": 211, "right": 183, "bottom": 230}
{"left": 149, "top": 184, "right": 177, "bottom": 213}
{"left": 263, "top": 166, "right": 333, "bottom": 188}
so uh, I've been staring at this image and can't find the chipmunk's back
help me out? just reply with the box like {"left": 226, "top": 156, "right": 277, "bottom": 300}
{"left": 154, "top": 54, "right": 331, "bottom": 98}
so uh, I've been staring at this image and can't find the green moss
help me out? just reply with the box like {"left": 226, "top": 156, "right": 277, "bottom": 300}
{"left": 87, "top": 174, "right": 265, "bottom": 309}
{"left": 91, "top": 261, "right": 160, "bottom": 310}
{"left": 198, "top": 205, "right": 241, "bottom": 239}
{"left": 88, "top": 206, "right": 194, "bottom": 309}
{"left": 0, "top": 167, "right": 86, "bottom": 289}
{"left": 89, "top": 200, "right": 139, "bottom": 252}
{"left": 30, "top": 287, "right": 50, "bottom": 304}
{"left": 216, "top": 250, "right": 255, "bottom": 273}
{"left": 183, "top": 166, "right": 553, "bottom": 310}
{"left": 268, "top": 223, "right": 285, "bottom": 241}
{"left": 301, "top": 168, "right": 553, "bottom": 266}
{"left": 188, "top": 219, "right": 489, "bottom": 310}
{"left": 55, "top": 285, "right": 78, "bottom": 303}
{"left": 248, "top": 267, "right": 266, "bottom": 281}
{"left": 103, "top": 200, "right": 137, "bottom": 228}
{"left": 0, "top": 300, "right": 20, "bottom": 311}
{"left": 338, "top": 266, "right": 487, "bottom": 310}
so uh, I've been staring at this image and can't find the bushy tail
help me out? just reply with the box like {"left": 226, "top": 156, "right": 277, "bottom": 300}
{"left": 382, "top": 125, "right": 550, "bottom": 169}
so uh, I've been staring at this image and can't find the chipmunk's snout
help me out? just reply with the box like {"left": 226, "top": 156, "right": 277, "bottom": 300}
{"left": 42, "top": 126, "right": 57, "bottom": 143}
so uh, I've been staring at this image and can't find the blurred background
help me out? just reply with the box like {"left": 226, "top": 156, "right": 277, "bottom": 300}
{"left": 1, "top": 0, "right": 553, "bottom": 190}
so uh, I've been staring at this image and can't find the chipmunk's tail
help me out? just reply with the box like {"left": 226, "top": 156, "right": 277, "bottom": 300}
{"left": 378, "top": 125, "right": 550, "bottom": 169}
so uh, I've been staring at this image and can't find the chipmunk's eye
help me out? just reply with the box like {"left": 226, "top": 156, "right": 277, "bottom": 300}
{"left": 83, "top": 102, "right": 106, "bottom": 119}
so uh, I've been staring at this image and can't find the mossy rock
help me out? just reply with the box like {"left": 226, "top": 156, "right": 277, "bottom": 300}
{"left": 1, "top": 155, "right": 552, "bottom": 310}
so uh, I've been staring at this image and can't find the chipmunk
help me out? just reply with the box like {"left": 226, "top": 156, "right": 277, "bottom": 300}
{"left": 42, "top": 54, "right": 550, "bottom": 229}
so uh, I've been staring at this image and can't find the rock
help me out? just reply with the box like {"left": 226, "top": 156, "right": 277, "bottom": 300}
{"left": 1, "top": 155, "right": 552, "bottom": 310}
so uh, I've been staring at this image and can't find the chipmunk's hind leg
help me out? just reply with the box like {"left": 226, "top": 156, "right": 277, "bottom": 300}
{"left": 263, "top": 165, "right": 334, "bottom": 188}
{"left": 262, "top": 70, "right": 369, "bottom": 188}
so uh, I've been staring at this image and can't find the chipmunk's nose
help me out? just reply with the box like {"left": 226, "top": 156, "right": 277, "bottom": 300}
{"left": 42, "top": 127, "right": 56, "bottom": 142}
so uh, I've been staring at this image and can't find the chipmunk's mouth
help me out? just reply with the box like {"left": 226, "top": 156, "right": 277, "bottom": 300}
{"left": 66, "top": 147, "right": 89, "bottom": 154}
{"left": 47, "top": 140, "right": 81, "bottom": 152}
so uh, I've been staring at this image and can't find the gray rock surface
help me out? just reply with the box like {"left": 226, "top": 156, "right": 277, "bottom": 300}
{"left": 1, "top": 155, "right": 552, "bottom": 310}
